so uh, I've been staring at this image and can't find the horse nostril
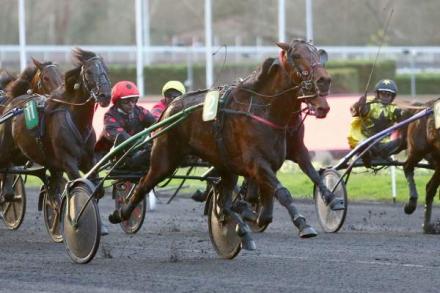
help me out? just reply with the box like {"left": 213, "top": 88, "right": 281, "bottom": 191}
{"left": 317, "top": 76, "right": 331, "bottom": 87}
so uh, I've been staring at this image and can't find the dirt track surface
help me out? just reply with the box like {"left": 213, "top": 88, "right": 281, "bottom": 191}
{"left": 1, "top": 189, "right": 440, "bottom": 293}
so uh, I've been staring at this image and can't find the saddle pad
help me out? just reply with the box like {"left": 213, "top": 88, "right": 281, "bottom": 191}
{"left": 24, "top": 100, "right": 39, "bottom": 129}
{"left": 434, "top": 100, "right": 440, "bottom": 129}
{"left": 202, "top": 90, "right": 220, "bottom": 122}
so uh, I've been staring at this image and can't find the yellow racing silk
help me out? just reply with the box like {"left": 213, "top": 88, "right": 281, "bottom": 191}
{"left": 347, "top": 96, "right": 401, "bottom": 149}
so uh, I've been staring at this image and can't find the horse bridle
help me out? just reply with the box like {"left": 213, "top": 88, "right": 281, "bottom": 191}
{"left": 34, "top": 64, "right": 60, "bottom": 93}
{"left": 79, "top": 56, "right": 111, "bottom": 103}
{"left": 283, "top": 41, "right": 325, "bottom": 101}
{"left": 48, "top": 56, "right": 110, "bottom": 107}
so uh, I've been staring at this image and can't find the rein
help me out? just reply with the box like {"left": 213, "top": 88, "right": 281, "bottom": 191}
{"left": 47, "top": 95, "right": 94, "bottom": 106}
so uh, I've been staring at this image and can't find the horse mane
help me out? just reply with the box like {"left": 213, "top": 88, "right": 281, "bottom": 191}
{"left": 0, "top": 70, "right": 16, "bottom": 90}
{"left": 62, "top": 48, "right": 98, "bottom": 95}
{"left": 63, "top": 66, "right": 82, "bottom": 95}
{"left": 5, "top": 66, "right": 37, "bottom": 98}
{"left": 240, "top": 57, "right": 279, "bottom": 90}
{"left": 71, "top": 48, "right": 97, "bottom": 66}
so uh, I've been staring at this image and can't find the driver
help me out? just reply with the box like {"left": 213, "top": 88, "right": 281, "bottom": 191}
{"left": 151, "top": 80, "right": 186, "bottom": 120}
{"left": 348, "top": 79, "right": 405, "bottom": 163}
{"left": 95, "top": 80, "right": 156, "bottom": 167}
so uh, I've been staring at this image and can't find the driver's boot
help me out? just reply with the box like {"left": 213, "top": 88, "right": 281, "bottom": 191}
{"left": 191, "top": 189, "right": 208, "bottom": 202}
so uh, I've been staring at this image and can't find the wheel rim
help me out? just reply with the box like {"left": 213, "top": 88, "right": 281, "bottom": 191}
{"left": 62, "top": 184, "right": 100, "bottom": 264}
{"left": 114, "top": 181, "right": 146, "bottom": 234}
{"left": 0, "top": 175, "right": 26, "bottom": 230}
{"left": 43, "top": 187, "right": 63, "bottom": 243}
{"left": 208, "top": 188, "right": 241, "bottom": 259}
{"left": 314, "top": 169, "right": 347, "bottom": 233}
{"left": 247, "top": 200, "right": 269, "bottom": 233}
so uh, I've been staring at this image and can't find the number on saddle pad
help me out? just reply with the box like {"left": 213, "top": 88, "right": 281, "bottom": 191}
{"left": 434, "top": 100, "right": 440, "bottom": 129}
{"left": 203, "top": 90, "right": 220, "bottom": 122}
{"left": 24, "top": 100, "right": 39, "bottom": 130}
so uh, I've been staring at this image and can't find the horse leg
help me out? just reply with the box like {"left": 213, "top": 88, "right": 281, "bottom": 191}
{"left": 423, "top": 167, "right": 440, "bottom": 234}
{"left": 109, "top": 141, "right": 182, "bottom": 223}
{"left": 0, "top": 173, "right": 15, "bottom": 201}
{"left": 289, "top": 145, "right": 344, "bottom": 210}
{"left": 219, "top": 172, "right": 256, "bottom": 250}
{"left": 403, "top": 153, "right": 423, "bottom": 214}
{"left": 256, "top": 163, "right": 317, "bottom": 238}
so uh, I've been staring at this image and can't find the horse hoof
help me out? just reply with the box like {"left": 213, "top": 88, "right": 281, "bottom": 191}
{"left": 328, "top": 198, "right": 345, "bottom": 211}
{"left": 404, "top": 203, "right": 416, "bottom": 215}
{"left": 423, "top": 223, "right": 440, "bottom": 234}
{"left": 108, "top": 210, "right": 122, "bottom": 224}
{"left": 257, "top": 215, "right": 272, "bottom": 227}
{"left": 299, "top": 225, "right": 318, "bottom": 238}
{"left": 241, "top": 238, "right": 257, "bottom": 251}
{"left": 241, "top": 208, "right": 258, "bottom": 222}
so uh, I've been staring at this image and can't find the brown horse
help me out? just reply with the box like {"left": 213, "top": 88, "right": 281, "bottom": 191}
{"left": 0, "top": 59, "right": 63, "bottom": 199}
{"left": 0, "top": 70, "right": 16, "bottom": 92}
{"left": 3, "top": 59, "right": 63, "bottom": 100}
{"left": 0, "top": 49, "right": 111, "bottom": 201}
{"left": 109, "top": 40, "right": 331, "bottom": 250}
{"left": 243, "top": 103, "right": 343, "bottom": 217}
{"left": 402, "top": 100, "right": 440, "bottom": 233}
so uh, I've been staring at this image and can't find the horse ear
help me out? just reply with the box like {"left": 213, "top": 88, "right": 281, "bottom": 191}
{"left": 276, "top": 42, "right": 290, "bottom": 52}
{"left": 32, "top": 57, "right": 43, "bottom": 70}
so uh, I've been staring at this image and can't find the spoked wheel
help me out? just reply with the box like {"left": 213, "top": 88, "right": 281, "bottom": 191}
{"left": 113, "top": 181, "right": 146, "bottom": 234}
{"left": 42, "top": 178, "right": 67, "bottom": 243}
{"left": 314, "top": 169, "right": 348, "bottom": 233}
{"left": 0, "top": 175, "right": 26, "bottom": 230}
{"left": 61, "top": 182, "right": 100, "bottom": 264}
{"left": 208, "top": 185, "right": 241, "bottom": 259}
{"left": 247, "top": 199, "right": 269, "bottom": 233}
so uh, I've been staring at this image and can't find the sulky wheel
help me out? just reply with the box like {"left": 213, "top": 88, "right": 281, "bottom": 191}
{"left": 41, "top": 178, "right": 67, "bottom": 243}
{"left": 247, "top": 199, "right": 269, "bottom": 233}
{"left": 61, "top": 182, "right": 100, "bottom": 264}
{"left": 113, "top": 181, "right": 146, "bottom": 234}
{"left": 0, "top": 175, "right": 26, "bottom": 230}
{"left": 314, "top": 169, "right": 348, "bottom": 233}
{"left": 208, "top": 185, "right": 241, "bottom": 259}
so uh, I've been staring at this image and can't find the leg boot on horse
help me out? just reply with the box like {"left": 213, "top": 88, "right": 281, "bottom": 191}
{"left": 275, "top": 186, "right": 317, "bottom": 238}
{"left": 0, "top": 174, "right": 15, "bottom": 202}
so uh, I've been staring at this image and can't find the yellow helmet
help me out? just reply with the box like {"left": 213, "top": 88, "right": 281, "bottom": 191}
{"left": 161, "top": 80, "right": 186, "bottom": 97}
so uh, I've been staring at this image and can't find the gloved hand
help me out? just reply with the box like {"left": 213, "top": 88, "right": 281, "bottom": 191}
{"left": 124, "top": 148, "right": 150, "bottom": 171}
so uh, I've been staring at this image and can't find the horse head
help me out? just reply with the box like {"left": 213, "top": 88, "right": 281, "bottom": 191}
{"left": 31, "top": 58, "right": 63, "bottom": 94}
{"left": 71, "top": 48, "right": 111, "bottom": 107}
{"left": 276, "top": 40, "right": 331, "bottom": 118}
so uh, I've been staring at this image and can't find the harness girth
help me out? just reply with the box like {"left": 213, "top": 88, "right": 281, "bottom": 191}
{"left": 212, "top": 87, "right": 234, "bottom": 170}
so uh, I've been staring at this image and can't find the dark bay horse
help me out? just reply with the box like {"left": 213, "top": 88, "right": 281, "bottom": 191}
{"left": 3, "top": 58, "right": 63, "bottom": 100}
{"left": 402, "top": 100, "right": 440, "bottom": 233}
{"left": 0, "top": 59, "right": 61, "bottom": 111}
{"left": 0, "top": 49, "right": 111, "bottom": 201}
{"left": 0, "top": 71, "right": 16, "bottom": 91}
{"left": 0, "top": 58, "right": 63, "bottom": 199}
{"left": 110, "top": 40, "right": 331, "bottom": 250}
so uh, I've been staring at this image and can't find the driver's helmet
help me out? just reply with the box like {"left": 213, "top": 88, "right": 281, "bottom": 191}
{"left": 374, "top": 79, "right": 398, "bottom": 96}
{"left": 161, "top": 80, "right": 186, "bottom": 98}
{"left": 111, "top": 81, "right": 139, "bottom": 105}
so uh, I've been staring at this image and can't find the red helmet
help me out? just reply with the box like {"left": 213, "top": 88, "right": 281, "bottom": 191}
{"left": 111, "top": 81, "right": 139, "bottom": 104}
